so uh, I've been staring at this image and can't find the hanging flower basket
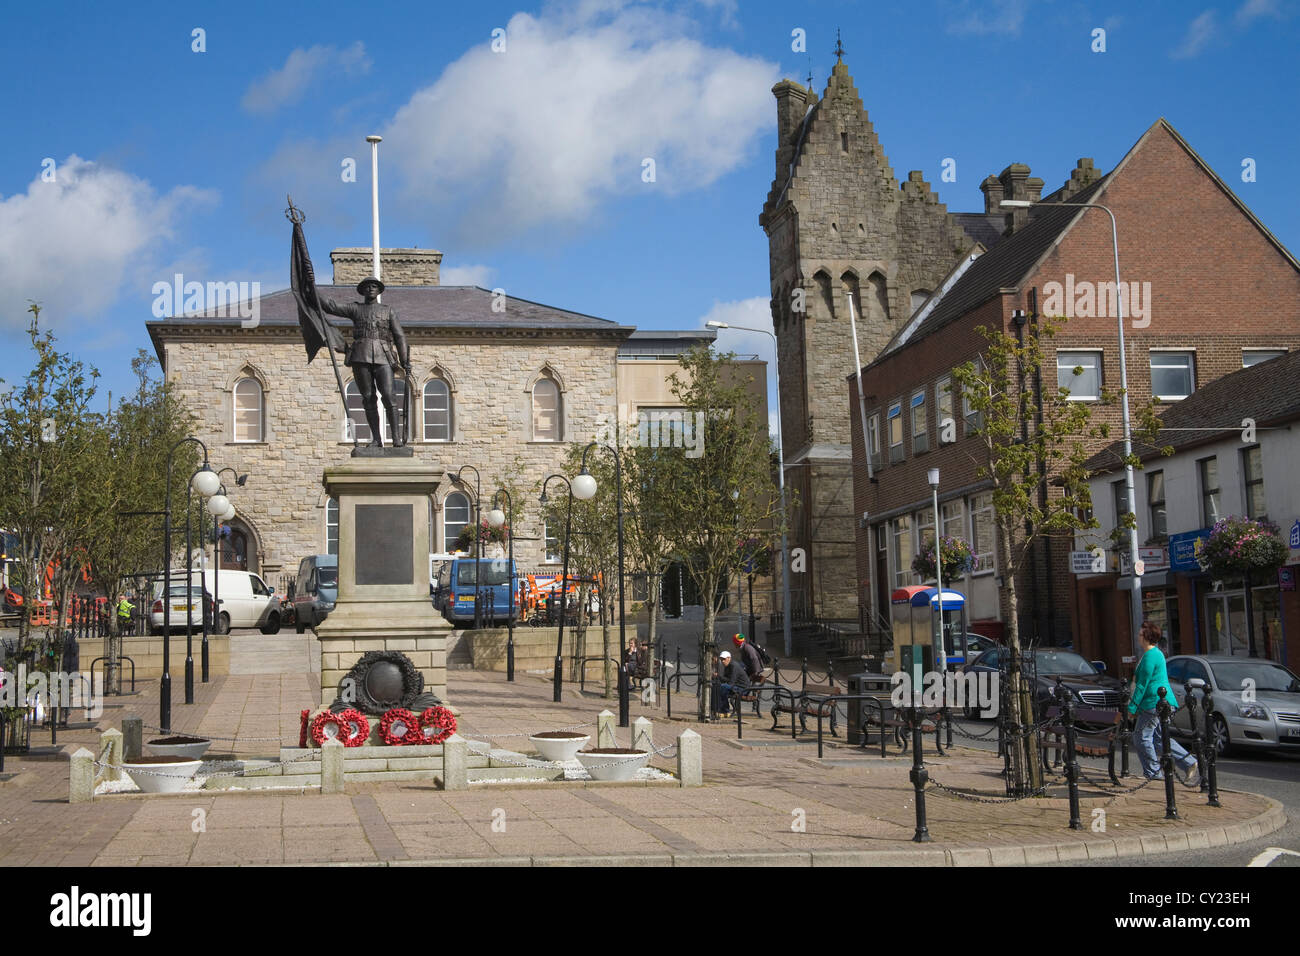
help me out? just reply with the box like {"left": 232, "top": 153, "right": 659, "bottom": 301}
{"left": 1197, "top": 516, "right": 1289, "bottom": 580}
{"left": 912, "top": 536, "right": 979, "bottom": 580}
{"left": 455, "top": 520, "right": 509, "bottom": 553}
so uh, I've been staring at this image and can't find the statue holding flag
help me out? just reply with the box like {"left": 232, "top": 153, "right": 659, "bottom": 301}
{"left": 286, "top": 197, "right": 411, "bottom": 451}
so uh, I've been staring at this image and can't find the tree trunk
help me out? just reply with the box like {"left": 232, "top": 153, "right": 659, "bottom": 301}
{"left": 698, "top": 588, "right": 717, "bottom": 722}
{"left": 998, "top": 517, "right": 1043, "bottom": 793}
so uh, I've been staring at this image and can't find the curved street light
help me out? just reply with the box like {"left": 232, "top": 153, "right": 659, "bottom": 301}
{"left": 579, "top": 441, "right": 630, "bottom": 727}
{"left": 451, "top": 466, "right": 484, "bottom": 629}
{"left": 487, "top": 490, "right": 515, "bottom": 681}
{"left": 540, "top": 474, "right": 580, "bottom": 703}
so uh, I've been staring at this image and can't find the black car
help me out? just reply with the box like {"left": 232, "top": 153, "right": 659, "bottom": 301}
{"left": 961, "top": 646, "right": 1124, "bottom": 719}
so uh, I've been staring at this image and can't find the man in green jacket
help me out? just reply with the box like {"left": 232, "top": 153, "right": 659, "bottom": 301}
{"left": 1123, "top": 620, "right": 1198, "bottom": 783}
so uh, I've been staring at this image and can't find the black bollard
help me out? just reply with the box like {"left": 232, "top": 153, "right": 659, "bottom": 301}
{"left": 506, "top": 631, "right": 515, "bottom": 682}
{"left": 1184, "top": 680, "right": 1206, "bottom": 794}
{"left": 1157, "top": 686, "right": 1179, "bottom": 820}
{"left": 801, "top": 657, "right": 808, "bottom": 695}
{"left": 1202, "top": 684, "right": 1221, "bottom": 807}
{"left": 909, "top": 704, "right": 931, "bottom": 842}
{"left": 1059, "top": 685, "right": 1081, "bottom": 830}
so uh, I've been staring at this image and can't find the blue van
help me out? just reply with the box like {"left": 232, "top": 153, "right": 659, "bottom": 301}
{"left": 434, "top": 558, "right": 517, "bottom": 627}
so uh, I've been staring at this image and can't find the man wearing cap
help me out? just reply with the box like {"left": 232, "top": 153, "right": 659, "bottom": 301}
{"left": 320, "top": 277, "right": 411, "bottom": 448}
{"left": 733, "top": 633, "right": 764, "bottom": 683}
{"left": 712, "top": 649, "right": 751, "bottom": 717}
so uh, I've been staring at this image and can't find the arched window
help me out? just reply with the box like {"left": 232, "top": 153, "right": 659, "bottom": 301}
{"left": 233, "top": 378, "right": 263, "bottom": 443}
{"left": 326, "top": 498, "right": 339, "bottom": 556}
{"left": 443, "top": 492, "right": 471, "bottom": 553}
{"left": 343, "top": 379, "right": 409, "bottom": 444}
{"left": 532, "top": 377, "right": 561, "bottom": 441}
{"left": 423, "top": 378, "right": 452, "bottom": 441}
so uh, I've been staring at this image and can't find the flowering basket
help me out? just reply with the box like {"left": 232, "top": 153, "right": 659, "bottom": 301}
{"left": 1197, "top": 516, "right": 1289, "bottom": 579}
{"left": 379, "top": 708, "right": 420, "bottom": 746}
{"left": 337, "top": 708, "right": 370, "bottom": 747}
{"left": 419, "top": 706, "right": 457, "bottom": 745}
{"left": 455, "top": 519, "right": 509, "bottom": 552}
{"left": 912, "top": 536, "right": 979, "bottom": 580}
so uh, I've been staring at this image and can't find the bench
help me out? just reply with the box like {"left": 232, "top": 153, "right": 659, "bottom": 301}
{"left": 1039, "top": 704, "right": 1123, "bottom": 785}
{"left": 769, "top": 683, "right": 842, "bottom": 736}
{"left": 863, "top": 703, "right": 944, "bottom": 756}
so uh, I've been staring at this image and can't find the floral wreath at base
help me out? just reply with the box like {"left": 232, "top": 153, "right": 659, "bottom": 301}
{"left": 336, "top": 708, "right": 370, "bottom": 747}
{"left": 298, "top": 709, "right": 311, "bottom": 749}
{"left": 310, "top": 710, "right": 346, "bottom": 746}
{"left": 419, "top": 706, "right": 457, "bottom": 745}
{"left": 379, "top": 708, "right": 420, "bottom": 746}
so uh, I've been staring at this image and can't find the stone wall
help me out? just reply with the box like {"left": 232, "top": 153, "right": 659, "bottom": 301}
{"left": 330, "top": 248, "right": 442, "bottom": 287}
{"left": 76, "top": 634, "right": 229, "bottom": 681}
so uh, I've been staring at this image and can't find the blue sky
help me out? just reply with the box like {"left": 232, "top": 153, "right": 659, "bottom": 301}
{"left": 2, "top": 0, "right": 1296, "bottom": 417}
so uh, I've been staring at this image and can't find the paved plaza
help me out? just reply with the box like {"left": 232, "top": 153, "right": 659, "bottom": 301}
{"left": 0, "top": 664, "right": 1283, "bottom": 867}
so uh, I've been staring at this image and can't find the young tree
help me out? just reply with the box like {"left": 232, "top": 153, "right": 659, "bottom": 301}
{"left": 619, "top": 441, "right": 681, "bottom": 655}
{"left": 951, "top": 315, "right": 1161, "bottom": 792}
{"left": 661, "top": 346, "right": 782, "bottom": 721}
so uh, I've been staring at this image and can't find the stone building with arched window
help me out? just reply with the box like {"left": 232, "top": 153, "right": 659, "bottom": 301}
{"left": 147, "top": 248, "right": 766, "bottom": 594}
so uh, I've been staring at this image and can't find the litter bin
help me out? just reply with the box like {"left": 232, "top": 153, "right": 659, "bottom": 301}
{"left": 847, "top": 672, "right": 895, "bottom": 745}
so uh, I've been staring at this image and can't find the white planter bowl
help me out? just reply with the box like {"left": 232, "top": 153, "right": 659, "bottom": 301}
{"left": 144, "top": 737, "right": 212, "bottom": 760}
{"left": 122, "top": 757, "right": 203, "bottom": 794}
{"left": 575, "top": 749, "right": 649, "bottom": 782}
{"left": 529, "top": 732, "right": 591, "bottom": 762}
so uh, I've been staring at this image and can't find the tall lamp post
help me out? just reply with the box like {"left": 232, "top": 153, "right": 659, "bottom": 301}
{"left": 705, "top": 319, "right": 793, "bottom": 658}
{"left": 451, "top": 466, "right": 482, "bottom": 630}
{"left": 185, "top": 469, "right": 229, "bottom": 704}
{"left": 541, "top": 470, "right": 597, "bottom": 702}
{"left": 1001, "top": 198, "right": 1144, "bottom": 659}
{"left": 579, "top": 441, "right": 628, "bottom": 727}
{"left": 209, "top": 469, "right": 245, "bottom": 681}
{"left": 928, "top": 468, "right": 946, "bottom": 672}
{"left": 486, "top": 490, "right": 515, "bottom": 682}
{"left": 163, "top": 439, "right": 219, "bottom": 731}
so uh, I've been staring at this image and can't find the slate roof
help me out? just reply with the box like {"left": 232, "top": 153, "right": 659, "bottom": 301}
{"left": 148, "top": 284, "right": 634, "bottom": 335}
{"left": 877, "top": 177, "right": 1108, "bottom": 360}
{"left": 952, "top": 212, "right": 1008, "bottom": 251}
{"left": 1084, "top": 349, "right": 1300, "bottom": 472}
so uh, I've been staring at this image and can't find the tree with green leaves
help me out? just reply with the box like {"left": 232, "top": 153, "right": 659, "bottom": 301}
{"left": 661, "top": 345, "right": 782, "bottom": 721}
{"left": 950, "top": 314, "right": 1162, "bottom": 793}
{"left": 619, "top": 441, "right": 681, "bottom": 654}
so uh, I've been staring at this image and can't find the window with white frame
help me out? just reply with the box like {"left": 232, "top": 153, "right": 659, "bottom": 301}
{"left": 1242, "top": 349, "right": 1285, "bottom": 368}
{"left": 1148, "top": 471, "right": 1167, "bottom": 539}
{"left": 532, "top": 377, "right": 561, "bottom": 441}
{"left": 1242, "top": 446, "right": 1266, "bottom": 519}
{"left": 891, "top": 515, "right": 913, "bottom": 587}
{"left": 969, "top": 494, "right": 994, "bottom": 571}
{"left": 910, "top": 390, "right": 928, "bottom": 453}
{"left": 543, "top": 520, "right": 560, "bottom": 563}
{"left": 423, "top": 378, "right": 452, "bottom": 441}
{"left": 1056, "top": 350, "right": 1102, "bottom": 400}
{"left": 1149, "top": 351, "right": 1195, "bottom": 401}
{"left": 936, "top": 376, "right": 954, "bottom": 444}
{"left": 867, "top": 413, "right": 881, "bottom": 467}
{"left": 888, "top": 400, "right": 903, "bottom": 463}
{"left": 443, "top": 492, "right": 471, "bottom": 552}
{"left": 941, "top": 500, "right": 964, "bottom": 543}
{"left": 233, "top": 378, "right": 263, "bottom": 443}
{"left": 1198, "top": 457, "right": 1221, "bottom": 527}
{"left": 326, "top": 498, "right": 338, "bottom": 556}
{"left": 343, "top": 379, "right": 408, "bottom": 443}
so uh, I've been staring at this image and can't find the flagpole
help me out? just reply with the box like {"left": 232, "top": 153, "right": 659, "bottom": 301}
{"left": 367, "top": 135, "right": 382, "bottom": 300}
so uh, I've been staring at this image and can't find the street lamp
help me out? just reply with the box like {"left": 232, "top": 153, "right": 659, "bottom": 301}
{"left": 541, "top": 470, "right": 596, "bottom": 703}
{"left": 705, "top": 319, "right": 793, "bottom": 659}
{"left": 209, "top": 468, "right": 246, "bottom": 679}
{"left": 1001, "top": 198, "right": 1144, "bottom": 659}
{"left": 486, "top": 492, "right": 515, "bottom": 682}
{"left": 184, "top": 465, "right": 223, "bottom": 704}
{"left": 928, "top": 468, "right": 946, "bottom": 672}
{"left": 451, "top": 466, "right": 483, "bottom": 629}
{"left": 579, "top": 441, "right": 629, "bottom": 727}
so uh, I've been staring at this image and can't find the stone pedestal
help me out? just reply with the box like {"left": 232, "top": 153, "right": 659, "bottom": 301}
{"left": 316, "top": 458, "right": 452, "bottom": 705}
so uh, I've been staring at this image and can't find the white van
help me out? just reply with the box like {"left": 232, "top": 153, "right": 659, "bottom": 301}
{"left": 196, "top": 569, "right": 281, "bottom": 634}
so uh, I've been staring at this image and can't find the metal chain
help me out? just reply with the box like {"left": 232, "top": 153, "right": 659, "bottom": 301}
{"left": 927, "top": 778, "right": 1055, "bottom": 803}
{"left": 456, "top": 720, "right": 594, "bottom": 740}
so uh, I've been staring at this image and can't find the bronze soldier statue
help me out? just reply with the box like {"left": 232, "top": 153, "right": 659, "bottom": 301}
{"left": 320, "top": 277, "right": 411, "bottom": 448}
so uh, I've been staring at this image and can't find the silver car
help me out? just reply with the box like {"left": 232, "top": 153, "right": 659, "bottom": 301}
{"left": 1166, "top": 655, "right": 1300, "bottom": 756}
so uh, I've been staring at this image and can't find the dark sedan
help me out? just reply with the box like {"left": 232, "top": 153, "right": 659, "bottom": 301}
{"left": 961, "top": 646, "right": 1125, "bottom": 719}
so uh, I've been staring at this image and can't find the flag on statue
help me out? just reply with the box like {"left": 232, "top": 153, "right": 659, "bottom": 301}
{"left": 289, "top": 218, "right": 344, "bottom": 362}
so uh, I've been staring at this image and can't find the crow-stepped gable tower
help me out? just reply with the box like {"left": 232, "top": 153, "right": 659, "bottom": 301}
{"left": 760, "top": 54, "right": 979, "bottom": 623}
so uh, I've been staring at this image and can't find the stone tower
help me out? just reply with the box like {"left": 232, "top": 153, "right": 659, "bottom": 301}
{"left": 759, "top": 56, "right": 976, "bottom": 622}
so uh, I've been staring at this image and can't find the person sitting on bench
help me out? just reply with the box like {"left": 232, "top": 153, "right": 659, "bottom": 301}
{"left": 733, "top": 633, "right": 765, "bottom": 683}
{"left": 713, "top": 650, "right": 751, "bottom": 717}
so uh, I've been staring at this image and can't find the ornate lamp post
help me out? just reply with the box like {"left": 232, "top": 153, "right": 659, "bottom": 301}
{"left": 579, "top": 441, "right": 628, "bottom": 727}
{"left": 487, "top": 490, "right": 515, "bottom": 681}
{"left": 451, "top": 466, "right": 482, "bottom": 629}
{"left": 208, "top": 469, "right": 245, "bottom": 680}
{"left": 928, "top": 468, "right": 946, "bottom": 672}
{"left": 185, "top": 469, "right": 228, "bottom": 704}
{"left": 541, "top": 470, "right": 597, "bottom": 702}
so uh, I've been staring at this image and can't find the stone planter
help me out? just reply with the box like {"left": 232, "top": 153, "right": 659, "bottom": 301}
{"left": 528, "top": 731, "right": 591, "bottom": 762}
{"left": 574, "top": 748, "right": 649, "bottom": 781}
{"left": 144, "top": 736, "right": 212, "bottom": 760}
{"left": 122, "top": 756, "right": 203, "bottom": 794}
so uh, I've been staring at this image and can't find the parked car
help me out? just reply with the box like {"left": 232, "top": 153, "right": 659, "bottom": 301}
{"left": 1166, "top": 654, "right": 1300, "bottom": 756}
{"left": 291, "top": 554, "right": 338, "bottom": 632}
{"left": 149, "top": 584, "right": 213, "bottom": 634}
{"left": 195, "top": 569, "right": 281, "bottom": 634}
{"left": 962, "top": 646, "right": 1124, "bottom": 720}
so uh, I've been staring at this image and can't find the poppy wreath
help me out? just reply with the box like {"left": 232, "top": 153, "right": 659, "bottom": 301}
{"left": 310, "top": 710, "right": 347, "bottom": 746}
{"left": 337, "top": 708, "right": 370, "bottom": 747}
{"left": 419, "top": 706, "right": 457, "bottom": 745}
{"left": 379, "top": 708, "right": 419, "bottom": 746}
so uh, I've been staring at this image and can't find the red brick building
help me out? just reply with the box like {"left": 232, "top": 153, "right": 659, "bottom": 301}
{"left": 848, "top": 119, "right": 1300, "bottom": 672}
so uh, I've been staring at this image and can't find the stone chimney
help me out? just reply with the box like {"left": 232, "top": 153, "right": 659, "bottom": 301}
{"left": 1061, "top": 158, "right": 1102, "bottom": 199}
{"left": 992, "top": 164, "right": 1045, "bottom": 234}
{"left": 772, "top": 79, "right": 810, "bottom": 146}
{"left": 331, "top": 248, "right": 442, "bottom": 287}
{"left": 979, "top": 175, "right": 1004, "bottom": 214}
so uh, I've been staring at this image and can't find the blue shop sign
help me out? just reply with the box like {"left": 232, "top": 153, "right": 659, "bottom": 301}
{"left": 1290, "top": 519, "right": 1300, "bottom": 550}
{"left": 1169, "top": 527, "right": 1212, "bottom": 573}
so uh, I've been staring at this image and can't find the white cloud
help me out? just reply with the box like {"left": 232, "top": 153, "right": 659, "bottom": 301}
{"left": 944, "top": 0, "right": 1030, "bottom": 36}
{"left": 439, "top": 263, "right": 494, "bottom": 287}
{"left": 0, "top": 156, "right": 216, "bottom": 328}
{"left": 1171, "top": 10, "right": 1218, "bottom": 58}
{"left": 697, "top": 296, "right": 779, "bottom": 436}
{"left": 381, "top": 4, "right": 778, "bottom": 244}
{"left": 242, "top": 42, "right": 371, "bottom": 115}
{"left": 1236, "top": 0, "right": 1282, "bottom": 26}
